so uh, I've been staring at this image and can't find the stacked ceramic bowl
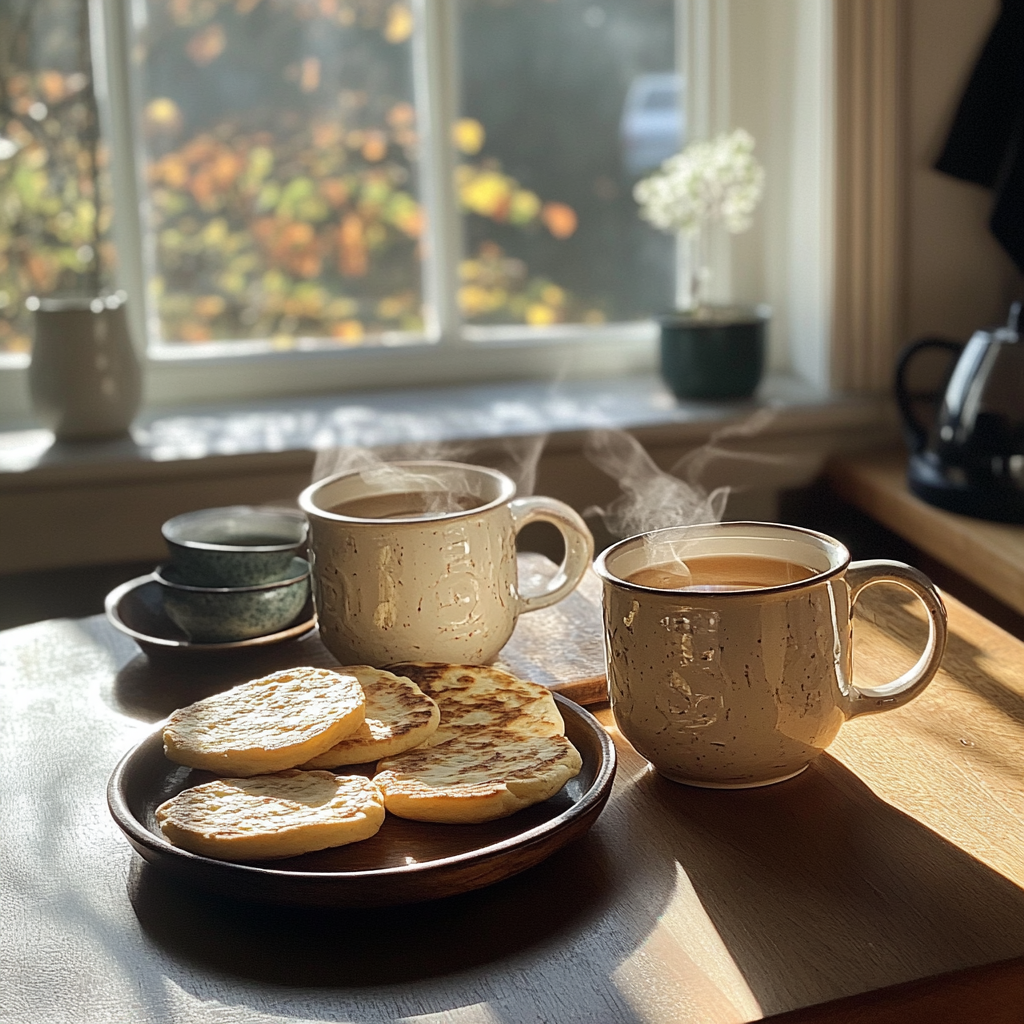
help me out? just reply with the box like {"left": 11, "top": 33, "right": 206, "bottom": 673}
{"left": 154, "top": 506, "right": 311, "bottom": 643}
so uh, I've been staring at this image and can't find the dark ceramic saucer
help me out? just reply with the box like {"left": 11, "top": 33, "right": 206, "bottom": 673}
{"left": 104, "top": 574, "right": 316, "bottom": 658}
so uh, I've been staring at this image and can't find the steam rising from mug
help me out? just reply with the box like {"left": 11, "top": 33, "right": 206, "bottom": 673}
{"left": 583, "top": 410, "right": 787, "bottom": 540}
{"left": 582, "top": 429, "right": 728, "bottom": 537}
{"left": 312, "top": 435, "right": 547, "bottom": 501}
{"left": 309, "top": 410, "right": 786, "bottom": 540}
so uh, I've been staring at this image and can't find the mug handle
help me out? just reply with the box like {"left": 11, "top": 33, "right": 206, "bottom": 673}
{"left": 509, "top": 497, "right": 595, "bottom": 614}
{"left": 845, "top": 559, "right": 948, "bottom": 718}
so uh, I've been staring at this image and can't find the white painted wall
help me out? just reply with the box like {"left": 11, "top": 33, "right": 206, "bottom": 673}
{"left": 724, "top": 0, "right": 834, "bottom": 390}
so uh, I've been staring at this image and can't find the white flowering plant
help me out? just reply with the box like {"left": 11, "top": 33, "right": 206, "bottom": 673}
{"left": 634, "top": 128, "right": 764, "bottom": 314}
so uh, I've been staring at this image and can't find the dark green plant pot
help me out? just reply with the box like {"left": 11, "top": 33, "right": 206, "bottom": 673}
{"left": 658, "top": 306, "right": 768, "bottom": 400}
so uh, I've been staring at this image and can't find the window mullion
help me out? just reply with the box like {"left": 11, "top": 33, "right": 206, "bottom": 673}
{"left": 675, "top": 0, "right": 732, "bottom": 310}
{"left": 413, "top": 0, "right": 464, "bottom": 349}
{"left": 91, "top": 0, "right": 148, "bottom": 355}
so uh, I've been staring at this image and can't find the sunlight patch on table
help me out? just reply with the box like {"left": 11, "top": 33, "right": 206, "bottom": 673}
{"left": 831, "top": 695, "right": 1024, "bottom": 891}
{"left": 399, "top": 1001, "right": 505, "bottom": 1024}
{"left": 612, "top": 861, "right": 761, "bottom": 1024}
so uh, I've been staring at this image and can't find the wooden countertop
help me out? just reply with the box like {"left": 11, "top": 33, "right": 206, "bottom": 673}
{"left": 3, "top": 577, "right": 1024, "bottom": 1022}
{"left": 826, "top": 448, "right": 1024, "bottom": 617}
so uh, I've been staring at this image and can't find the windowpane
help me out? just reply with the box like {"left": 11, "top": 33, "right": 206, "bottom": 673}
{"left": 135, "top": 0, "right": 425, "bottom": 349}
{"left": 455, "top": 0, "right": 679, "bottom": 330}
{"left": 0, "top": 0, "right": 115, "bottom": 355}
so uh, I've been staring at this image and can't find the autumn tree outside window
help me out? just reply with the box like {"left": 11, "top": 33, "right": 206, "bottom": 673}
{"left": 0, "top": 0, "right": 680, "bottom": 359}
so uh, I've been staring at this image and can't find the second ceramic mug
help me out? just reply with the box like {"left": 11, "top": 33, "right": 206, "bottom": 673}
{"left": 594, "top": 522, "right": 948, "bottom": 788}
{"left": 299, "top": 460, "right": 594, "bottom": 666}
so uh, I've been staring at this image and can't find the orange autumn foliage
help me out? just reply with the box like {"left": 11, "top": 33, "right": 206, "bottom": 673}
{"left": 387, "top": 102, "right": 415, "bottom": 128}
{"left": 187, "top": 25, "right": 226, "bottom": 66}
{"left": 210, "top": 151, "right": 243, "bottom": 188}
{"left": 338, "top": 213, "right": 368, "bottom": 277}
{"left": 188, "top": 169, "right": 217, "bottom": 208}
{"left": 361, "top": 131, "right": 388, "bottom": 163}
{"left": 251, "top": 219, "right": 325, "bottom": 278}
{"left": 319, "top": 178, "right": 351, "bottom": 207}
{"left": 541, "top": 202, "right": 577, "bottom": 239}
{"left": 26, "top": 253, "right": 58, "bottom": 291}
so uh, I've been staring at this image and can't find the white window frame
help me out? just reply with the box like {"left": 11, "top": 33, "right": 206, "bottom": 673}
{"left": 0, "top": 0, "right": 836, "bottom": 420}
{"left": 106, "top": 0, "right": 661, "bottom": 405}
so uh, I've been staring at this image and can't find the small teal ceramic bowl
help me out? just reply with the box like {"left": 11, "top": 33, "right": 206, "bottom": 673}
{"left": 162, "top": 506, "right": 308, "bottom": 587}
{"left": 153, "top": 557, "right": 311, "bottom": 643}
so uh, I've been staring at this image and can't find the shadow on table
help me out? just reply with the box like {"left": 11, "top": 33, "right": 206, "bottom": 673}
{"left": 108, "top": 630, "right": 338, "bottom": 722}
{"left": 632, "top": 753, "right": 1024, "bottom": 1019}
{"left": 934, "top": 613, "right": 1024, "bottom": 730}
{"left": 128, "top": 831, "right": 620, "bottom": 987}
{"left": 126, "top": 821, "right": 678, "bottom": 1024}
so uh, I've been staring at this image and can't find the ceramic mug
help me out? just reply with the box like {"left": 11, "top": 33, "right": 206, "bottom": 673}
{"left": 594, "top": 522, "right": 948, "bottom": 788}
{"left": 298, "top": 460, "right": 594, "bottom": 666}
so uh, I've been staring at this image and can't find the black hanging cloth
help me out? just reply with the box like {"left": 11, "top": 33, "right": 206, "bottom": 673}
{"left": 935, "top": 0, "right": 1024, "bottom": 274}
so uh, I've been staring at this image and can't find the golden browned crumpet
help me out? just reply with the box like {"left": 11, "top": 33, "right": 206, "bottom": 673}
{"left": 162, "top": 667, "right": 365, "bottom": 776}
{"left": 373, "top": 663, "right": 581, "bottom": 823}
{"left": 155, "top": 770, "right": 385, "bottom": 860}
{"left": 300, "top": 666, "right": 440, "bottom": 768}
{"left": 373, "top": 731, "right": 583, "bottom": 824}
{"left": 387, "top": 663, "right": 565, "bottom": 746}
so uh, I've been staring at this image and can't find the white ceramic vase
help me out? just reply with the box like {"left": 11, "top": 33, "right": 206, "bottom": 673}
{"left": 27, "top": 293, "right": 142, "bottom": 441}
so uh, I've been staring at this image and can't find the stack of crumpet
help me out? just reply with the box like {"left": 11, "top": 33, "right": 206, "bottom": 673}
{"left": 155, "top": 663, "right": 582, "bottom": 861}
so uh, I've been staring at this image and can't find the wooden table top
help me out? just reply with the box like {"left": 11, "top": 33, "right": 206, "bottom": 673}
{"left": 827, "top": 448, "right": 1024, "bottom": 618}
{"left": 3, "top": 574, "right": 1024, "bottom": 1023}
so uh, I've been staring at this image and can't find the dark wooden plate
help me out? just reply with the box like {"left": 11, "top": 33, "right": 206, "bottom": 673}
{"left": 107, "top": 694, "right": 616, "bottom": 907}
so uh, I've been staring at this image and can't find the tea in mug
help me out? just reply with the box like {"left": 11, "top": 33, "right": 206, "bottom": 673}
{"left": 329, "top": 490, "right": 481, "bottom": 520}
{"left": 626, "top": 553, "right": 814, "bottom": 593}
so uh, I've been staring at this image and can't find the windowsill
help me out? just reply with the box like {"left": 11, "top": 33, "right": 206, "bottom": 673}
{"left": 0, "top": 371, "right": 893, "bottom": 487}
{"left": 0, "top": 371, "right": 899, "bottom": 575}
{"left": 0, "top": 323, "right": 661, "bottom": 428}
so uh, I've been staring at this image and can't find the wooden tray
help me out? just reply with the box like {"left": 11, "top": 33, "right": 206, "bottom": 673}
{"left": 106, "top": 694, "right": 616, "bottom": 908}
{"left": 496, "top": 552, "right": 608, "bottom": 704}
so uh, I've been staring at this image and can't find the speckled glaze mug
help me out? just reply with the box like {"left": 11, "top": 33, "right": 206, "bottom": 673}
{"left": 594, "top": 522, "right": 948, "bottom": 788}
{"left": 299, "top": 460, "right": 594, "bottom": 666}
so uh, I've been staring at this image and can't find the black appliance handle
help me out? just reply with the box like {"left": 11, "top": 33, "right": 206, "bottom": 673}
{"left": 894, "top": 337, "right": 964, "bottom": 454}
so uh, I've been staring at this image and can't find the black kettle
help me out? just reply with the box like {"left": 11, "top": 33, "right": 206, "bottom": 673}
{"left": 895, "top": 302, "right": 1024, "bottom": 522}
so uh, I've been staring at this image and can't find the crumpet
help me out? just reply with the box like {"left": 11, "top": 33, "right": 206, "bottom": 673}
{"left": 374, "top": 731, "right": 582, "bottom": 823}
{"left": 162, "top": 667, "right": 365, "bottom": 776}
{"left": 156, "top": 770, "right": 384, "bottom": 860}
{"left": 301, "top": 666, "right": 440, "bottom": 768}
{"left": 387, "top": 663, "right": 564, "bottom": 745}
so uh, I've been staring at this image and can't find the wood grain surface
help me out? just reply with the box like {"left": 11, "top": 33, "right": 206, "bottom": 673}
{"left": 827, "top": 448, "right": 1024, "bottom": 616}
{"left": 496, "top": 552, "right": 607, "bottom": 704}
{"left": 761, "top": 956, "right": 1024, "bottom": 1024}
{"left": 3, "top": 569, "right": 1024, "bottom": 1022}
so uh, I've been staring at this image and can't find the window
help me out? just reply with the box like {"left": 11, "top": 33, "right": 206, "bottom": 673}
{"left": 0, "top": 0, "right": 116, "bottom": 355}
{"left": 137, "top": 0, "right": 426, "bottom": 349}
{"left": 0, "top": 0, "right": 833, "bottom": 415}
